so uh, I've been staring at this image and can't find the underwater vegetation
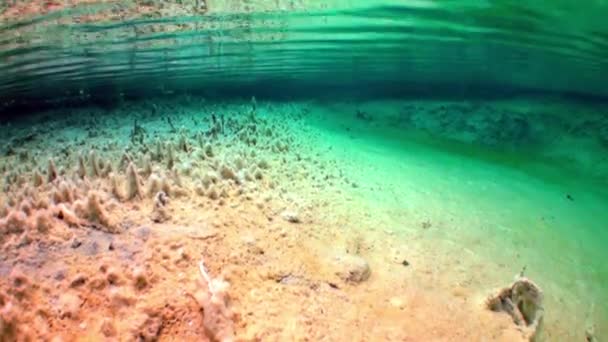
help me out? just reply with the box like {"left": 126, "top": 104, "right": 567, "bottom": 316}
{"left": 0, "top": 98, "right": 310, "bottom": 340}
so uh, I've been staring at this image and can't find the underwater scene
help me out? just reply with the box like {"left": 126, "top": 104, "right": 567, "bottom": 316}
{"left": 1, "top": 1, "right": 608, "bottom": 341}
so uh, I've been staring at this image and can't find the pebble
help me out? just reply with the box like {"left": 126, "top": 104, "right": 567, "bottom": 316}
{"left": 332, "top": 253, "right": 371, "bottom": 283}
{"left": 281, "top": 210, "right": 300, "bottom": 223}
{"left": 389, "top": 297, "right": 406, "bottom": 309}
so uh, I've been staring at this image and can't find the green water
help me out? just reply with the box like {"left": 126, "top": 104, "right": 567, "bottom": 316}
{"left": 307, "top": 100, "right": 608, "bottom": 339}
{"left": 1, "top": 1, "right": 608, "bottom": 340}
{"left": 1, "top": 1, "right": 608, "bottom": 105}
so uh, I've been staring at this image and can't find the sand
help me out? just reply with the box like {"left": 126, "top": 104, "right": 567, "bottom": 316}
{"left": 0, "top": 97, "right": 606, "bottom": 341}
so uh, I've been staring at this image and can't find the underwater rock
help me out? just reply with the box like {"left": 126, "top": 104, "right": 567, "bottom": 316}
{"left": 585, "top": 324, "right": 598, "bottom": 342}
{"left": 332, "top": 253, "right": 371, "bottom": 283}
{"left": 281, "top": 210, "right": 300, "bottom": 223}
{"left": 486, "top": 276, "right": 544, "bottom": 341}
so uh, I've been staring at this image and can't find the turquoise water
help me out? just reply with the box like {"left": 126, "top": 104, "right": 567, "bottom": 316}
{"left": 1, "top": 1, "right": 608, "bottom": 106}
{"left": 1, "top": 1, "right": 608, "bottom": 341}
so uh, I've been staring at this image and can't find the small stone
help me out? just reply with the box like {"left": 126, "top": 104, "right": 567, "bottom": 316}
{"left": 70, "top": 239, "right": 82, "bottom": 249}
{"left": 54, "top": 270, "right": 66, "bottom": 281}
{"left": 389, "top": 297, "right": 405, "bottom": 309}
{"left": 585, "top": 324, "right": 597, "bottom": 342}
{"left": 332, "top": 253, "right": 371, "bottom": 283}
{"left": 281, "top": 210, "right": 300, "bottom": 223}
{"left": 178, "top": 248, "right": 190, "bottom": 261}
{"left": 70, "top": 274, "right": 87, "bottom": 288}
